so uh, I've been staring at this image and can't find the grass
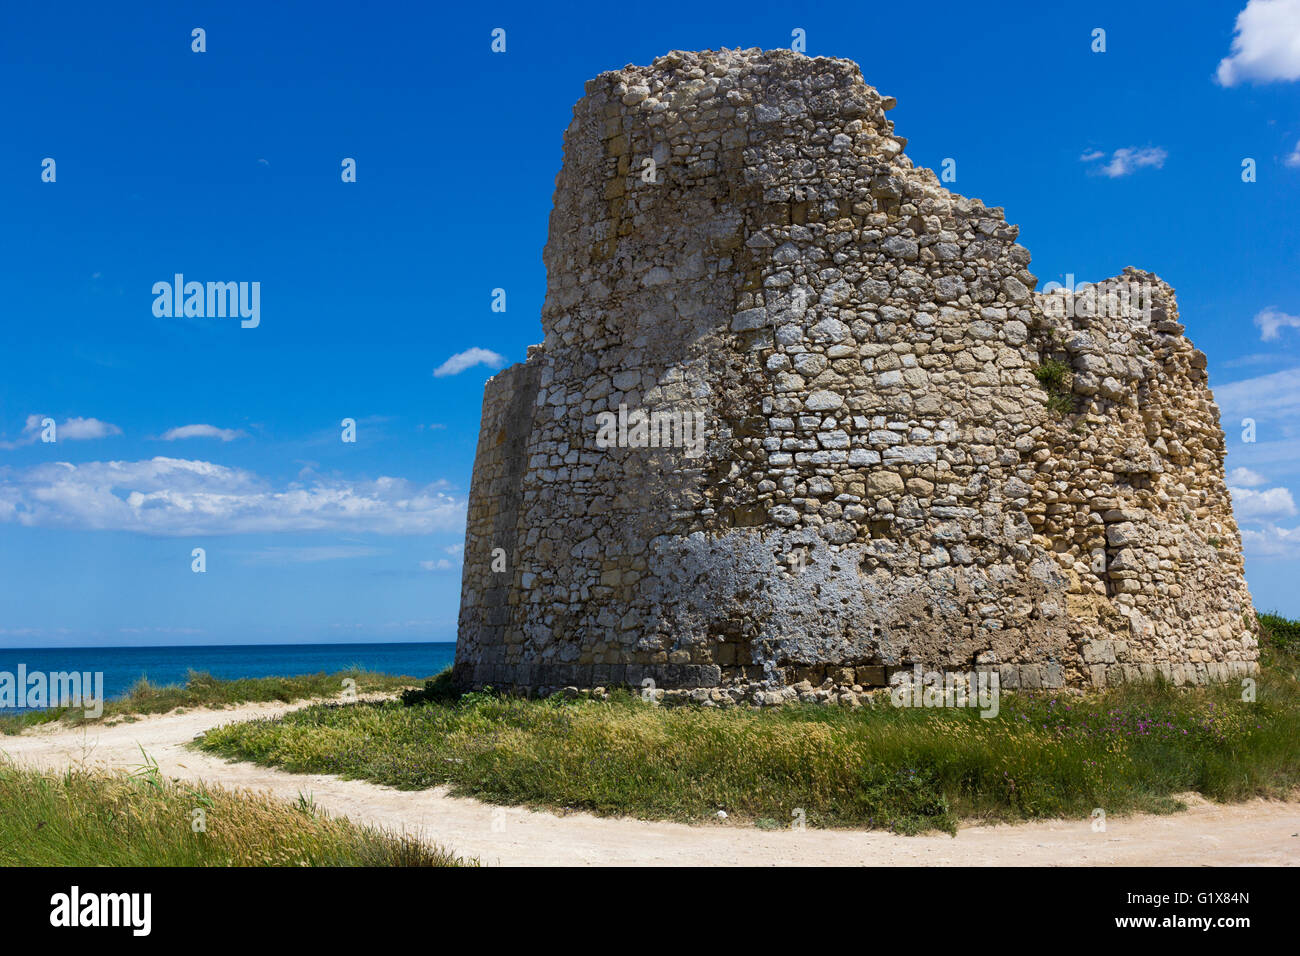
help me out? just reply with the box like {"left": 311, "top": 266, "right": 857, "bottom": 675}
{"left": 0, "top": 668, "right": 430, "bottom": 735}
{"left": 196, "top": 616, "right": 1300, "bottom": 835}
{"left": 1259, "top": 611, "right": 1300, "bottom": 658}
{"left": 0, "top": 756, "right": 471, "bottom": 866}
{"left": 1033, "top": 358, "right": 1075, "bottom": 416}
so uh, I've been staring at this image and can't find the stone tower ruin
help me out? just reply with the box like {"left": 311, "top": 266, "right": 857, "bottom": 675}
{"left": 453, "top": 48, "right": 1259, "bottom": 695}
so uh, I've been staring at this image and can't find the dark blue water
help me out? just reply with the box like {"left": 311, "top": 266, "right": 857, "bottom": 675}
{"left": 0, "top": 642, "right": 456, "bottom": 707}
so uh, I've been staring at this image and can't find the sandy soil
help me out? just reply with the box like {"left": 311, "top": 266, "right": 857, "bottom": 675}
{"left": 3, "top": 696, "right": 1297, "bottom": 866}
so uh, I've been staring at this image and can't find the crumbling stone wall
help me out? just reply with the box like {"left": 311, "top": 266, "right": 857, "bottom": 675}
{"left": 454, "top": 48, "right": 1259, "bottom": 695}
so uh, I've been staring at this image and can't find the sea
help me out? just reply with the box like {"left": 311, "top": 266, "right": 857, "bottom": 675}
{"left": 0, "top": 642, "right": 457, "bottom": 709}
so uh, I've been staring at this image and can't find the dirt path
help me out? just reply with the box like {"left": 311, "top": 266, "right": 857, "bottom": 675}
{"left": 3, "top": 697, "right": 1297, "bottom": 866}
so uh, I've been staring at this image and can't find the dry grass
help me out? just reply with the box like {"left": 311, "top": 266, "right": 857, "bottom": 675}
{"left": 0, "top": 756, "right": 471, "bottom": 866}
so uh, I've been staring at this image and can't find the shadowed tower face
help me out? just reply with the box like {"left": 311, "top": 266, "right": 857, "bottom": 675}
{"left": 454, "top": 48, "right": 1259, "bottom": 695}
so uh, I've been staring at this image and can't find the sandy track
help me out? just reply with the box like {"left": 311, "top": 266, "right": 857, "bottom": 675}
{"left": 3, "top": 697, "right": 1297, "bottom": 866}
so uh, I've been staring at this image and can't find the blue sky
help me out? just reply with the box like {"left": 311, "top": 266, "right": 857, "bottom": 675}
{"left": 2, "top": 0, "right": 1299, "bottom": 647}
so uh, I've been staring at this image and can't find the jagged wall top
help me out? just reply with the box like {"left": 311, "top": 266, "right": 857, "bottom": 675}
{"left": 541, "top": 48, "right": 989, "bottom": 337}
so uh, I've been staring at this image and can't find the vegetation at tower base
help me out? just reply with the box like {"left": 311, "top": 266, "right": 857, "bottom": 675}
{"left": 197, "top": 614, "right": 1300, "bottom": 833}
{"left": 1258, "top": 611, "right": 1300, "bottom": 657}
{"left": 454, "top": 48, "right": 1259, "bottom": 696}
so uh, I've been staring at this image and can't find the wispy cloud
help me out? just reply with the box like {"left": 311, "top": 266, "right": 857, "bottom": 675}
{"left": 433, "top": 347, "right": 506, "bottom": 378}
{"left": 0, "top": 627, "right": 76, "bottom": 638}
{"left": 1215, "top": 366, "right": 1300, "bottom": 428}
{"left": 1228, "top": 439, "right": 1300, "bottom": 471}
{"left": 0, "top": 457, "right": 465, "bottom": 536}
{"left": 1217, "top": 352, "right": 1291, "bottom": 369}
{"left": 0, "top": 415, "right": 121, "bottom": 449}
{"left": 419, "top": 544, "right": 464, "bottom": 571}
{"left": 328, "top": 619, "right": 449, "bottom": 633}
{"left": 159, "top": 424, "right": 247, "bottom": 442}
{"left": 1081, "top": 147, "right": 1168, "bottom": 178}
{"left": 1242, "top": 522, "right": 1300, "bottom": 559}
{"left": 1216, "top": 0, "right": 1300, "bottom": 86}
{"left": 1254, "top": 307, "right": 1300, "bottom": 340}
{"left": 1287, "top": 139, "right": 1300, "bottom": 166}
{"left": 244, "top": 545, "right": 385, "bottom": 564}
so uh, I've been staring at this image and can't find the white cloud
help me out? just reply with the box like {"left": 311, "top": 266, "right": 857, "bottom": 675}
{"left": 1081, "top": 147, "right": 1167, "bottom": 178}
{"left": 0, "top": 457, "right": 466, "bottom": 536}
{"left": 0, "top": 414, "right": 121, "bottom": 449}
{"left": 1230, "top": 484, "right": 1298, "bottom": 518}
{"left": 59, "top": 417, "right": 122, "bottom": 440}
{"left": 160, "top": 424, "right": 246, "bottom": 442}
{"left": 433, "top": 347, "right": 506, "bottom": 378}
{"left": 1254, "top": 307, "right": 1300, "bottom": 340}
{"left": 1287, "top": 139, "right": 1300, "bottom": 166}
{"left": 1216, "top": 0, "right": 1300, "bottom": 86}
{"left": 1228, "top": 466, "right": 1269, "bottom": 487}
{"left": 1242, "top": 522, "right": 1300, "bottom": 558}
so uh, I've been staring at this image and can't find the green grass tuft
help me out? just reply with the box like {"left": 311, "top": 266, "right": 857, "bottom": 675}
{"left": 0, "top": 669, "right": 431, "bottom": 736}
{"left": 1033, "top": 359, "right": 1075, "bottom": 416}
